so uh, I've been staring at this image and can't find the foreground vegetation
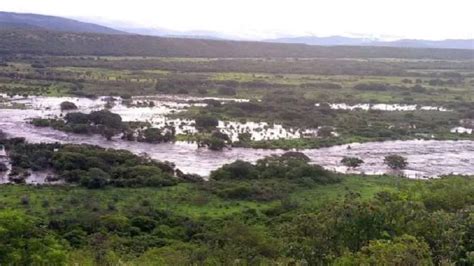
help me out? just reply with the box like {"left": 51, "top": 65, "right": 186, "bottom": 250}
{"left": 0, "top": 136, "right": 472, "bottom": 264}
{"left": 0, "top": 173, "right": 472, "bottom": 264}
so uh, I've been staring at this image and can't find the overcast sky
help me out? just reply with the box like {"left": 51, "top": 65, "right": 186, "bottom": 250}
{"left": 1, "top": 0, "right": 473, "bottom": 40}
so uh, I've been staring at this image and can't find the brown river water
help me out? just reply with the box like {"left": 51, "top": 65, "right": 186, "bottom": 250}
{"left": 0, "top": 96, "right": 473, "bottom": 181}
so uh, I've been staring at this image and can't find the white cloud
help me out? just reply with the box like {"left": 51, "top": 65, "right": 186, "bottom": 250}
{"left": 1, "top": 0, "right": 473, "bottom": 40}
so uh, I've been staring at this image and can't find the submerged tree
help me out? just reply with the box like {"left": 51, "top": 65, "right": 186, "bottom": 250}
{"left": 0, "top": 162, "right": 8, "bottom": 172}
{"left": 384, "top": 155, "right": 408, "bottom": 170}
{"left": 60, "top": 101, "right": 78, "bottom": 111}
{"left": 341, "top": 157, "right": 364, "bottom": 168}
{"left": 195, "top": 115, "right": 219, "bottom": 131}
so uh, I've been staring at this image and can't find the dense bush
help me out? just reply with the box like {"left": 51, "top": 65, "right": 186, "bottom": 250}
{"left": 88, "top": 110, "right": 123, "bottom": 130}
{"left": 210, "top": 160, "right": 258, "bottom": 180}
{"left": 341, "top": 156, "right": 364, "bottom": 168}
{"left": 137, "top": 127, "right": 176, "bottom": 143}
{"left": 0, "top": 158, "right": 472, "bottom": 264}
{"left": 197, "top": 132, "right": 231, "bottom": 151}
{"left": 0, "top": 162, "right": 8, "bottom": 171}
{"left": 300, "top": 82, "right": 342, "bottom": 90}
{"left": 384, "top": 155, "right": 408, "bottom": 170}
{"left": 334, "top": 235, "right": 432, "bottom": 265}
{"left": 195, "top": 115, "right": 219, "bottom": 130}
{"left": 1, "top": 140, "right": 178, "bottom": 188}
{"left": 59, "top": 101, "right": 78, "bottom": 111}
{"left": 211, "top": 153, "right": 339, "bottom": 184}
{"left": 354, "top": 83, "right": 390, "bottom": 91}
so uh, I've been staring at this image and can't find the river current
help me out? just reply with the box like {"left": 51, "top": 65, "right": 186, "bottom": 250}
{"left": 0, "top": 95, "right": 473, "bottom": 180}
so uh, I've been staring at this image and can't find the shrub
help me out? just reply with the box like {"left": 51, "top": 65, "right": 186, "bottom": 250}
{"left": 138, "top": 128, "right": 175, "bottom": 143}
{"left": 341, "top": 157, "right": 364, "bottom": 168}
{"left": 0, "top": 162, "right": 8, "bottom": 172}
{"left": 60, "top": 101, "right": 78, "bottom": 111}
{"left": 384, "top": 155, "right": 408, "bottom": 170}
{"left": 203, "top": 137, "right": 227, "bottom": 151}
{"left": 89, "top": 110, "right": 123, "bottom": 129}
{"left": 218, "top": 86, "right": 237, "bottom": 96}
{"left": 334, "top": 235, "right": 432, "bottom": 265}
{"left": 237, "top": 132, "right": 252, "bottom": 143}
{"left": 280, "top": 151, "right": 310, "bottom": 162}
{"left": 195, "top": 115, "right": 219, "bottom": 130}
{"left": 65, "top": 112, "right": 89, "bottom": 124}
{"left": 80, "top": 168, "right": 110, "bottom": 189}
{"left": 354, "top": 83, "right": 389, "bottom": 91}
{"left": 210, "top": 160, "right": 258, "bottom": 180}
{"left": 300, "top": 82, "right": 342, "bottom": 90}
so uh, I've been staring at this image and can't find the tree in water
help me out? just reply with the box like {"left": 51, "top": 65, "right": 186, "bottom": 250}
{"left": 384, "top": 155, "right": 408, "bottom": 170}
{"left": 60, "top": 101, "right": 78, "bottom": 111}
{"left": 341, "top": 156, "right": 364, "bottom": 168}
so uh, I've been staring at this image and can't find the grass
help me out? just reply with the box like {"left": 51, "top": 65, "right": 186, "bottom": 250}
{"left": 290, "top": 175, "right": 405, "bottom": 209}
{"left": 0, "top": 183, "right": 276, "bottom": 219}
{"left": 1, "top": 56, "right": 473, "bottom": 104}
{"left": 0, "top": 175, "right": 419, "bottom": 220}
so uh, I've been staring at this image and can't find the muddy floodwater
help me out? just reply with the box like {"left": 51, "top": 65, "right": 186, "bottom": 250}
{"left": 1, "top": 95, "right": 474, "bottom": 179}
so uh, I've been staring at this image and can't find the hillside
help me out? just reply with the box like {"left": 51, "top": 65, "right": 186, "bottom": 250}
{"left": 267, "top": 36, "right": 375, "bottom": 46}
{"left": 268, "top": 36, "right": 474, "bottom": 50}
{"left": 0, "top": 29, "right": 472, "bottom": 60}
{"left": 0, "top": 11, "right": 124, "bottom": 34}
{"left": 374, "top": 39, "right": 474, "bottom": 50}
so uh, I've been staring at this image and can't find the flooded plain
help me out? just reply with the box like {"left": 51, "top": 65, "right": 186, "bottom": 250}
{"left": 0, "top": 95, "right": 473, "bottom": 180}
{"left": 315, "top": 103, "right": 450, "bottom": 112}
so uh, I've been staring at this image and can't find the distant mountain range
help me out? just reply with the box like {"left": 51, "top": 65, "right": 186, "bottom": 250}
{"left": 0, "top": 11, "right": 472, "bottom": 50}
{"left": 0, "top": 11, "right": 124, "bottom": 34}
{"left": 266, "top": 36, "right": 474, "bottom": 50}
{"left": 115, "top": 27, "right": 229, "bottom": 40}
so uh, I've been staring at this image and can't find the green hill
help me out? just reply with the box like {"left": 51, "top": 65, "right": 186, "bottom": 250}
{"left": 0, "top": 29, "right": 472, "bottom": 59}
{"left": 0, "top": 11, "right": 124, "bottom": 34}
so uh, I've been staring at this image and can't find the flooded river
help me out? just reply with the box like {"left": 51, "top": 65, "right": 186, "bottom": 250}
{"left": 0, "top": 95, "right": 473, "bottom": 179}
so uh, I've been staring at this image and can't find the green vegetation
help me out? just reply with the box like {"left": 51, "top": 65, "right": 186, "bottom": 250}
{"left": 0, "top": 29, "right": 473, "bottom": 264}
{"left": 32, "top": 110, "right": 178, "bottom": 143}
{"left": 1, "top": 51, "right": 473, "bottom": 150}
{"left": 341, "top": 156, "right": 364, "bottom": 168}
{"left": 179, "top": 91, "right": 473, "bottom": 148}
{"left": 0, "top": 170, "right": 472, "bottom": 264}
{"left": 1, "top": 138, "right": 178, "bottom": 187}
{"left": 384, "top": 154, "right": 409, "bottom": 170}
{"left": 59, "top": 101, "right": 77, "bottom": 111}
{"left": 0, "top": 138, "right": 473, "bottom": 264}
{"left": 32, "top": 110, "right": 124, "bottom": 140}
{"left": 1, "top": 29, "right": 473, "bottom": 59}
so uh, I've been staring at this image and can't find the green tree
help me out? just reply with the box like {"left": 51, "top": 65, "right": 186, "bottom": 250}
{"left": 0, "top": 210, "right": 66, "bottom": 265}
{"left": 334, "top": 235, "right": 433, "bottom": 265}
{"left": 384, "top": 155, "right": 408, "bottom": 170}
{"left": 341, "top": 157, "right": 364, "bottom": 168}
{"left": 60, "top": 101, "right": 78, "bottom": 111}
{"left": 237, "top": 132, "right": 252, "bottom": 143}
{"left": 195, "top": 115, "right": 219, "bottom": 131}
{"left": 0, "top": 162, "right": 7, "bottom": 171}
{"left": 80, "top": 168, "right": 109, "bottom": 189}
{"left": 210, "top": 160, "right": 258, "bottom": 180}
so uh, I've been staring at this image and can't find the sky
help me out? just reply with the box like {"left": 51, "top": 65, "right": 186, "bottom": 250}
{"left": 1, "top": 0, "right": 473, "bottom": 40}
